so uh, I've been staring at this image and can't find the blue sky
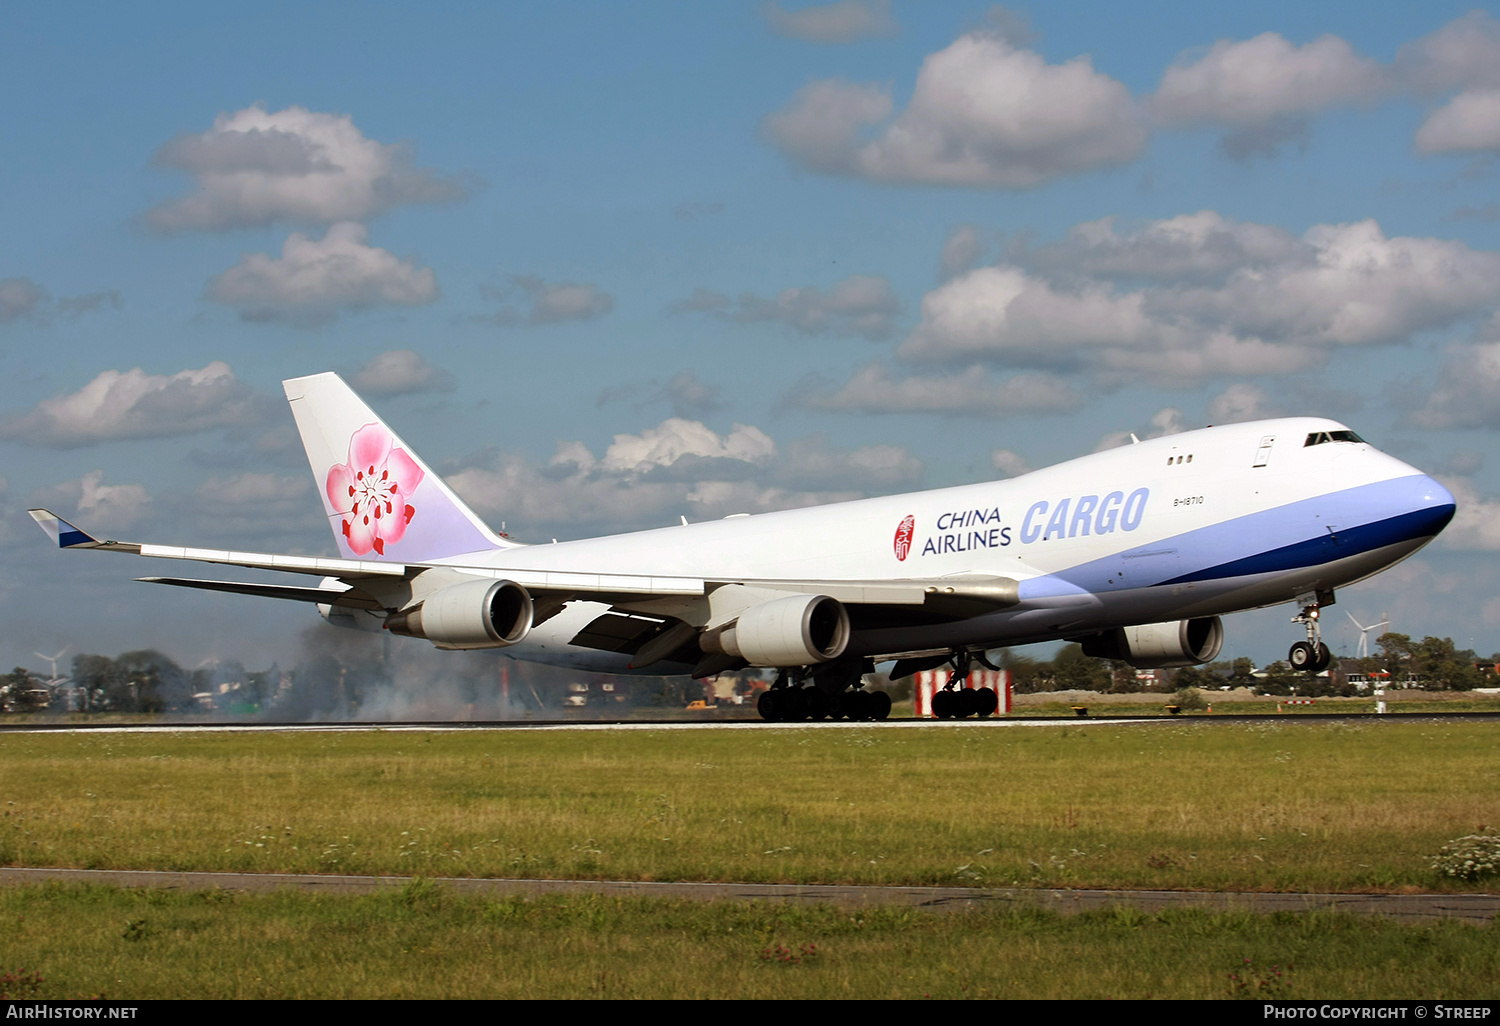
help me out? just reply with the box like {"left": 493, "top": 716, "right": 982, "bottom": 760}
{"left": 5, "top": 1, "right": 1500, "bottom": 672}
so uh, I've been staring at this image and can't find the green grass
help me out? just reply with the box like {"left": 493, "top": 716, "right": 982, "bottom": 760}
{"left": 1, "top": 720, "right": 1497, "bottom": 893}
{"left": 0, "top": 883, "right": 1495, "bottom": 999}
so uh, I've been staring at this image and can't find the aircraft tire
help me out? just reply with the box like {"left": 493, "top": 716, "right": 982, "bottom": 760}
{"left": 869, "top": 690, "right": 891, "bottom": 721}
{"left": 1312, "top": 643, "right": 1332, "bottom": 673}
{"left": 1288, "top": 641, "right": 1315, "bottom": 671}
{"left": 757, "top": 690, "right": 779, "bottom": 722}
{"left": 931, "top": 689, "right": 954, "bottom": 719}
{"left": 845, "top": 689, "right": 872, "bottom": 721}
{"left": 974, "top": 687, "right": 998, "bottom": 717}
{"left": 805, "top": 687, "right": 831, "bottom": 720}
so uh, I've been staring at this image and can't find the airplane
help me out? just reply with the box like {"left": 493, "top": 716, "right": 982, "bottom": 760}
{"left": 29, "top": 372, "right": 1456, "bottom": 721}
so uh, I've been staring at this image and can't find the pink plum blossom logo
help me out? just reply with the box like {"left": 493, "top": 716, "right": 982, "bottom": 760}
{"left": 325, "top": 423, "right": 424, "bottom": 556}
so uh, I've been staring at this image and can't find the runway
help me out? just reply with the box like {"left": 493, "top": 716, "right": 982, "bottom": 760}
{"left": 0, "top": 867, "right": 1493, "bottom": 924}
{"left": 0, "top": 712, "right": 1497, "bottom": 734}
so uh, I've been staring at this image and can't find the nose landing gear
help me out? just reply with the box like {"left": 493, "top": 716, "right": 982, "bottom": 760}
{"left": 1288, "top": 592, "right": 1333, "bottom": 673}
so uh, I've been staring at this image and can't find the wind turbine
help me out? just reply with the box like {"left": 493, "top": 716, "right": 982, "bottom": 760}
{"left": 1347, "top": 613, "right": 1389, "bottom": 659}
{"left": 31, "top": 647, "right": 71, "bottom": 710}
{"left": 32, "top": 647, "right": 69, "bottom": 685}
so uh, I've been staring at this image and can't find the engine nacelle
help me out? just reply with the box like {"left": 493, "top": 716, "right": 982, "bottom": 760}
{"left": 1079, "top": 616, "right": 1224, "bottom": 669}
{"left": 384, "top": 579, "right": 533, "bottom": 650}
{"left": 701, "top": 593, "right": 849, "bottom": 667}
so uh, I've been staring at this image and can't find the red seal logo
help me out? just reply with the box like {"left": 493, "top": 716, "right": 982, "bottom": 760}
{"left": 894, "top": 515, "right": 915, "bottom": 561}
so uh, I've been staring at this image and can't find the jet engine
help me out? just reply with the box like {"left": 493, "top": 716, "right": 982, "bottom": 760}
{"left": 384, "top": 579, "right": 533, "bottom": 650}
{"left": 1078, "top": 616, "right": 1223, "bottom": 669}
{"left": 700, "top": 593, "right": 849, "bottom": 667}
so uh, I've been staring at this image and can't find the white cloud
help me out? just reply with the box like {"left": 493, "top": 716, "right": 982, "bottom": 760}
{"left": 1152, "top": 33, "right": 1383, "bottom": 130}
{"left": 1415, "top": 89, "right": 1500, "bottom": 153}
{"left": 446, "top": 417, "right": 899, "bottom": 536}
{"left": 779, "top": 434, "right": 924, "bottom": 491}
{"left": 0, "top": 278, "right": 44, "bottom": 324}
{"left": 1436, "top": 476, "right": 1500, "bottom": 551}
{"left": 480, "top": 275, "right": 614, "bottom": 325}
{"left": 146, "top": 104, "right": 468, "bottom": 232}
{"left": 1023, "top": 211, "right": 1301, "bottom": 281}
{"left": 762, "top": 0, "right": 897, "bottom": 43}
{"left": 899, "top": 264, "right": 1155, "bottom": 366}
{"left": 1394, "top": 11, "right": 1500, "bottom": 95}
{"left": 56, "top": 290, "right": 122, "bottom": 317}
{"left": 939, "top": 224, "right": 985, "bottom": 280}
{"left": 0, "top": 362, "right": 270, "bottom": 448}
{"left": 350, "top": 350, "right": 454, "bottom": 396}
{"left": 188, "top": 472, "right": 312, "bottom": 533}
{"left": 713, "top": 274, "right": 899, "bottom": 339}
{"left": 1094, "top": 408, "right": 1185, "bottom": 452}
{"left": 31, "top": 470, "right": 151, "bottom": 529}
{"left": 763, "top": 31, "right": 1145, "bottom": 188}
{"left": 1397, "top": 334, "right": 1500, "bottom": 430}
{"left": 989, "top": 448, "right": 1031, "bottom": 478}
{"left": 207, "top": 222, "right": 439, "bottom": 325}
{"left": 589, "top": 419, "right": 776, "bottom": 476}
{"left": 658, "top": 370, "right": 721, "bottom": 418}
{"left": 900, "top": 215, "right": 1500, "bottom": 383}
{"left": 1207, "top": 383, "right": 1276, "bottom": 424}
{"left": 800, "top": 363, "right": 1081, "bottom": 417}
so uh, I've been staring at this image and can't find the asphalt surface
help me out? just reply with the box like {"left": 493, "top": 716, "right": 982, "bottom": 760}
{"left": 1, "top": 711, "right": 1498, "bottom": 733}
{"left": 0, "top": 867, "right": 1494, "bottom": 923}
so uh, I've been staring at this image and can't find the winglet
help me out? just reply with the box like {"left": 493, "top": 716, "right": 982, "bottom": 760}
{"left": 27, "top": 509, "right": 141, "bottom": 553}
{"left": 28, "top": 508, "right": 97, "bottom": 548}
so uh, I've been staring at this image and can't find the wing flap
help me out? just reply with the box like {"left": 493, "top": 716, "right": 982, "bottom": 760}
{"left": 138, "top": 577, "right": 386, "bottom": 610}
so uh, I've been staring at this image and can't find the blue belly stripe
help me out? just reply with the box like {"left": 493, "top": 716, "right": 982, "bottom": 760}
{"left": 1158, "top": 503, "right": 1454, "bottom": 586}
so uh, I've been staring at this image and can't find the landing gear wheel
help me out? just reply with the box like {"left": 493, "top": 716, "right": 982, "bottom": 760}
{"left": 1311, "top": 642, "right": 1332, "bottom": 673}
{"left": 757, "top": 689, "right": 779, "bottom": 722}
{"left": 805, "top": 687, "right": 831, "bottom": 720}
{"left": 1288, "top": 641, "right": 1315, "bottom": 671}
{"left": 931, "top": 689, "right": 956, "bottom": 719}
{"left": 845, "top": 689, "right": 873, "bottom": 721}
{"left": 869, "top": 691, "right": 892, "bottom": 721}
{"left": 973, "top": 687, "right": 998, "bottom": 717}
{"left": 956, "top": 688, "right": 980, "bottom": 718}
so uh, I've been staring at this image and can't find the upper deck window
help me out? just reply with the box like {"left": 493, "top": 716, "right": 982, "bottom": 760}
{"left": 1304, "top": 430, "right": 1366, "bottom": 447}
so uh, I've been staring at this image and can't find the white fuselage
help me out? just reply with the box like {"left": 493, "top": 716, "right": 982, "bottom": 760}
{"left": 425, "top": 418, "right": 1454, "bottom": 672}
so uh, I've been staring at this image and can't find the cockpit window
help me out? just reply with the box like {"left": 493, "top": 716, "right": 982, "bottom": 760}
{"left": 1304, "top": 430, "right": 1366, "bottom": 447}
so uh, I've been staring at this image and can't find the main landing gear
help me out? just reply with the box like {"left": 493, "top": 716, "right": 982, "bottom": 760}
{"left": 756, "top": 663, "right": 892, "bottom": 722}
{"left": 1288, "top": 592, "right": 1333, "bottom": 673}
{"left": 929, "top": 650, "right": 999, "bottom": 720}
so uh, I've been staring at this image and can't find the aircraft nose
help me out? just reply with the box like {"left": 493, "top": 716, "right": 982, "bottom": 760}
{"left": 1408, "top": 474, "right": 1456, "bottom": 540}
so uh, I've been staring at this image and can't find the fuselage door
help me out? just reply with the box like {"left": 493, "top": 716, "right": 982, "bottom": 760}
{"left": 1252, "top": 435, "right": 1275, "bottom": 468}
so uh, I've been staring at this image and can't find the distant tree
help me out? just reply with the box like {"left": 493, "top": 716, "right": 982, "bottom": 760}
{"left": 1051, "top": 645, "right": 1112, "bottom": 691}
{"left": 113, "top": 650, "right": 191, "bottom": 713}
{"left": 1411, "top": 636, "right": 1484, "bottom": 691}
{"left": 1255, "top": 661, "right": 1303, "bottom": 696}
{"left": 1001, "top": 652, "right": 1047, "bottom": 694}
{"left": 1377, "top": 632, "right": 1414, "bottom": 687}
{"left": 1170, "top": 665, "right": 1219, "bottom": 692}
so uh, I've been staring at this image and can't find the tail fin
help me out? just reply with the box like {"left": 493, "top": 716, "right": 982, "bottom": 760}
{"left": 283, "top": 372, "right": 517, "bottom": 563}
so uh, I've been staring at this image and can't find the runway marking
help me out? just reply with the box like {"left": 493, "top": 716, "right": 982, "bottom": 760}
{"left": 0, "top": 867, "right": 1492, "bottom": 923}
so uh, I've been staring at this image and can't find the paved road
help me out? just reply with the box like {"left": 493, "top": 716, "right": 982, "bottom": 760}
{"left": 1, "top": 712, "right": 1498, "bottom": 734}
{"left": 1, "top": 867, "right": 1494, "bottom": 924}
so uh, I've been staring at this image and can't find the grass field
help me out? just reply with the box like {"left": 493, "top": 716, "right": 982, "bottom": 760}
{"left": 1, "top": 883, "right": 1496, "bottom": 1000}
{"left": 0, "top": 719, "right": 1496, "bottom": 893}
